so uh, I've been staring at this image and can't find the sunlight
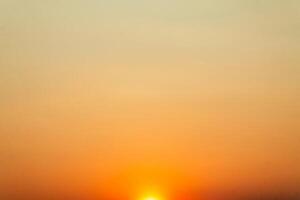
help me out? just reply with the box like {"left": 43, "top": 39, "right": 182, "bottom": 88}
{"left": 139, "top": 189, "right": 163, "bottom": 200}
{"left": 142, "top": 195, "right": 160, "bottom": 200}
{"left": 143, "top": 196, "right": 160, "bottom": 200}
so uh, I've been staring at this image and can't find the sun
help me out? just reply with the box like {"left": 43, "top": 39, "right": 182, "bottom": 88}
{"left": 143, "top": 196, "right": 159, "bottom": 200}
{"left": 139, "top": 190, "right": 163, "bottom": 200}
{"left": 137, "top": 183, "right": 165, "bottom": 200}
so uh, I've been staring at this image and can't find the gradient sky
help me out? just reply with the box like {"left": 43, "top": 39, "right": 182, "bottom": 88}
{"left": 0, "top": 0, "right": 299, "bottom": 198}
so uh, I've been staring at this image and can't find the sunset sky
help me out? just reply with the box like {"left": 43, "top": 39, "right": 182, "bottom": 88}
{"left": 0, "top": 0, "right": 299, "bottom": 199}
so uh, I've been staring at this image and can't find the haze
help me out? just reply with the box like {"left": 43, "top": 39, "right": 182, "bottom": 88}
{"left": 0, "top": 0, "right": 299, "bottom": 199}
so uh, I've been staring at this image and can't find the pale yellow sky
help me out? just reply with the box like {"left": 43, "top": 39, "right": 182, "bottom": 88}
{"left": 0, "top": 0, "right": 299, "bottom": 197}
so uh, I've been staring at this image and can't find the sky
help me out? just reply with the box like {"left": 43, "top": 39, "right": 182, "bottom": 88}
{"left": 0, "top": 0, "right": 300, "bottom": 198}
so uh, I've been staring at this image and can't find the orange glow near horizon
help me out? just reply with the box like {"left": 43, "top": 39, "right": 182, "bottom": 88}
{"left": 141, "top": 195, "right": 161, "bottom": 200}
{"left": 137, "top": 185, "right": 165, "bottom": 200}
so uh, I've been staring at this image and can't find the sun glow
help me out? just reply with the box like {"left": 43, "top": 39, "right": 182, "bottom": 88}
{"left": 144, "top": 196, "right": 159, "bottom": 200}
{"left": 139, "top": 189, "right": 163, "bottom": 200}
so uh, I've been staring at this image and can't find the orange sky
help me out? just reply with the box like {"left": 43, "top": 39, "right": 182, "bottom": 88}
{"left": 0, "top": 0, "right": 300, "bottom": 199}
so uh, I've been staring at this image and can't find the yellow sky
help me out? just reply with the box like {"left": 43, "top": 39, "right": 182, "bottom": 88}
{"left": 0, "top": 0, "right": 299, "bottom": 198}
